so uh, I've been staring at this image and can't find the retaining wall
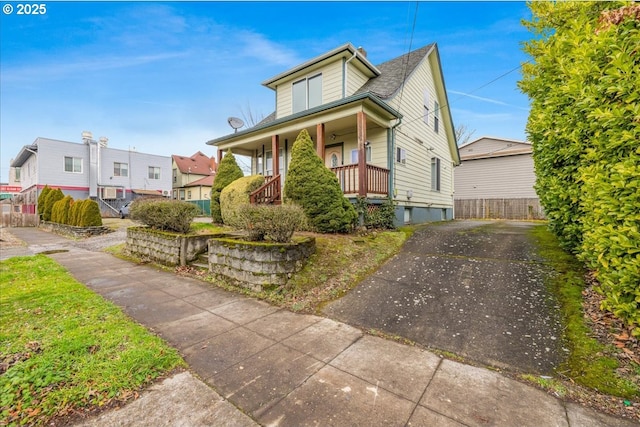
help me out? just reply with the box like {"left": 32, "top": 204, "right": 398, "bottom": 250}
{"left": 209, "top": 236, "right": 316, "bottom": 291}
{"left": 126, "top": 227, "right": 220, "bottom": 266}
{"left": 39, "top": 221, "right": 111, "bottom": 238}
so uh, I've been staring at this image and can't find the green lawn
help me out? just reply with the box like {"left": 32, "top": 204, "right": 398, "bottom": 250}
{"left": 0, "top": 255, "right": 185, "bottom": 426}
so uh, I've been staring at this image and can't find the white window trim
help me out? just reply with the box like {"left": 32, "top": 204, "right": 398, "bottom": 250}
{"left": 64, "top": 156, "right": 83, "bottom": 173}
{"left": 148, "top": 166, "right": 161, "bottom": 180}
{"left": 431, "top": 157, "right": 441, "bottom": 191}
{"left": 114, "top": 162, "right": 129, "bottom": 177}
{"left": 396, "top": 147, "right": 407, "bottom": 165}
{"left": 292, "top": 73, "right": 322, "bottom": 113}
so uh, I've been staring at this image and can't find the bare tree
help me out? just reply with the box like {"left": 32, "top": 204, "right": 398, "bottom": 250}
{"left": 455, "top": 124, "right": 476, "bottom": 146}
{"left": 238, "top": 102, "right": 265, "bottom": 128}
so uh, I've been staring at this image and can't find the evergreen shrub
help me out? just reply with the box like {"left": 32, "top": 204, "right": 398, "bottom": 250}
{"left": 220, "top": 175, "right": 265, "bottom": 227}
{"left": 235, "top": 204, "right": 306, "bottom": 243}
{"left": 211, "top": 150, "right": 244, "bottom": 223}
{"left": 130, "top": 199, "right": 199, "bottom": 233}
{"left": 284, "top": 129, "right": 357, "bottom": 233}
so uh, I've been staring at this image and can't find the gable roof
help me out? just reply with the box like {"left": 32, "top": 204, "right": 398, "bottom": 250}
{"left": 184, "top": 175, "right": 214, "bottom": 187}
{"left": 459, "top": 137, "right": 532, "bottom": 161}
{"left": 262, "top": 43, "right": 380, "bottom": 89}
{"left": 172, "top": 151, "right": 217, "bottom": 175}
{"left": 356, "top": 44, "right": 434, "bottom": 99}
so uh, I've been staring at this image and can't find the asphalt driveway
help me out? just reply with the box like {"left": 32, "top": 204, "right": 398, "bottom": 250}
{"left": 323, "top": 220, "right": 565, "bottom": 374}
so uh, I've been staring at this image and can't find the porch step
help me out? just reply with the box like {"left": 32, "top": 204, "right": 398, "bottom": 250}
{"left": 189, "top": 251, "right": 209, "bottom": 270}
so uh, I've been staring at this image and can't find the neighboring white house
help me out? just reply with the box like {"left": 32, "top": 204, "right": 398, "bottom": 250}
{"left": 454, "top": 136, "right": 544, "bottom": 219}
{"left": 207, "top": 43, "right": 460, "bottom": 225}
{"left": 9, "top": 132, "right": 171, "bottom": 216}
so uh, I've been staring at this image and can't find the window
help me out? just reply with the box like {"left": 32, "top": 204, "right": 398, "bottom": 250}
{"left": 350, "top": 146, "right": 372, "bottom": 164}
{"left": 14, "top": 167, "right": 20, "bottom": 182}
{"left": 396, "top": 147, "right": 406, "bottom": 164}
{"left": 292, "top": 74, "right": 322, "bottom": 113}
{"left": 114, "top": 162, "right": 128, "bottom": 177}
{"left": 179, "top": 189, "right": 185, "bottom": 200}
{"left": 64, "top": 157, "right": 82, "bottom": 173}
{"left": 148, "top": 166, "right": 161, "bottom": 179}
{"left": 331, "top": 153, "right": 339, "bottom": 168}
{"left": 431, "top": 157, "right": 441, "bottom": 191}
{"left": 434, "top": 101, "right": 440, "bottom": 133}
{"left": 423, "top": 90, "right": 430, "bottom": 125}
{"left": 173, "top": 168, "right": 178, "bottom": 183}
{"left": 187, "top": 190, "right": 192, "bottom": 200}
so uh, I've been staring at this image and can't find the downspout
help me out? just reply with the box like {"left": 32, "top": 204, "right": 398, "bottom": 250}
{"left": 388, "top": 117, "right": 402, "bottom": 200}
{"left": 344, "top": 49, "right": 358, "bottom": 98}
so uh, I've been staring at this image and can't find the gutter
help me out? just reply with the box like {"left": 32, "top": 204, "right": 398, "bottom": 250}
{"left": 207, "top": 92, "right": 401, "bottom": 146}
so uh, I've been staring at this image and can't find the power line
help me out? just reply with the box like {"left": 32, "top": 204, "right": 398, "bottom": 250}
{"left": 402, "top": 60, "right": 530, "bottom": 128}
{"left": 395, "top": 1, "right": 420, "bottom": 117}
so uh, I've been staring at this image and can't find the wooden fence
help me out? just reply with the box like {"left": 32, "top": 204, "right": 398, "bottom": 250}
{"left": 455, "top": 198, "right": 545, "bottom": 220}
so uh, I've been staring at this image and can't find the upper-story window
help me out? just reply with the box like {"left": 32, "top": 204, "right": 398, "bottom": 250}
{"left": 14, "top": 167, "right": 20, "bottom": 182}
{"left": 423, "top": 90, "right": 430, "bottom": 125}
{"left": 148, "top": 166, "right": 161, "bottom": 180}
{"left": 114, "top": 162, "right": 128, "bottom": 177}
{"left": 434, "top": 101, "right": 440, "bottom": 133}
{"left": 292, "top": 74, "right": 322, "bottom": 113}
{"left": 64, "top": 156, "right": 82, "bottom": 173}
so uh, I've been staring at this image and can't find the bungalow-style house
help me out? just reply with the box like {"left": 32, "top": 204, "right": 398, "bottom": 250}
{"left": 454, "top": 136, "right": 544, "bottom": 219}
{"left": 171, "top": 151, "right": 217, "bottom": 214}
{"left": 207, "top": 43, "right": 460, "bottom": 225}
{"left": 9, "top": 132, "right": 172, "bottom": 218}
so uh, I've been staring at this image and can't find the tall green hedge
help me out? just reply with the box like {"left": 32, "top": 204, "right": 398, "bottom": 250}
{"left": 211, "top": 149, "right": 244, "bottom": 224}
{"left": 519, "top": 1, "right": 640, "bottom": 335}
{"left": 284, "top": 129, "right": 357, "bottom": 233}
{"left": 37, "top": 185, "right": 51, "bottom": 218}
{"left": 43, "top": 189, "right": 64, "bottom": 222}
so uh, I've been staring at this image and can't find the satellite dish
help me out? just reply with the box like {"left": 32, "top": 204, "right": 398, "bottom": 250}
{"left": 227, "top": 117, "right": 244, "bottom": 133}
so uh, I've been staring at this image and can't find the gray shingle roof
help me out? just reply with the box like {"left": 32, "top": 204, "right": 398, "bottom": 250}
{"left": 356, "top": 44, "right": 434, "bottom": 99}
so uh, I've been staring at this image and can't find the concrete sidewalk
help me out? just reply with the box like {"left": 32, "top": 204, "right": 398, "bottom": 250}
{"left": 3, "top": 227, "right": 637, "bottom": 427}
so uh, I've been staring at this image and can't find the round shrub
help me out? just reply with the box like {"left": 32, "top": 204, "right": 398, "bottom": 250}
{"left": 211, "top": 149, "right": 244, "bottom": 224}
{"left": 220, "top": 175, "right": 265, "bottom": 227}
{"left": 284, "top": 129, "right": 357, "bottom": 233}
{"left": 235, "top": 204, "right": 306, "bottom": 243}
{"left": 130, "top": 199, "right": 200, "bottom": 233}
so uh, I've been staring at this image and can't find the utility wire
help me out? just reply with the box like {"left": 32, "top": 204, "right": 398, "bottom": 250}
{"left": 402, "top": 60, "right": 530, "bottom": 128}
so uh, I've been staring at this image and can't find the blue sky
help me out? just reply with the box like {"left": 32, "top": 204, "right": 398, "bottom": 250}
{"left": 1, "top": 1, "right": 533, "bottom": 181}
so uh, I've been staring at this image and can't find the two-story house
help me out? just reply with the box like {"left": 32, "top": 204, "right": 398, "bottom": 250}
{"left": 9, "top": 132, "right": 172, "bottom": 217}
{"left": 207, "top": 43, "right": 460, "bottom": 225}
{"left": 172, "top": 151, "right": 217, "bottom": 214}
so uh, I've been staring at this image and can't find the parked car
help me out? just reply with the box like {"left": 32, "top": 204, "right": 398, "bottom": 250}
{"left": 119, "top": 201, "right": 133, "bottom": 219}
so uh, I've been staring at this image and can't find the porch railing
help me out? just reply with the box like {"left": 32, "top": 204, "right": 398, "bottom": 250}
{"left": 250, "top": 174, "right": 282, "bottom": 205}
{"left": 331, "top": 164, "right": 389, "bottom": 196}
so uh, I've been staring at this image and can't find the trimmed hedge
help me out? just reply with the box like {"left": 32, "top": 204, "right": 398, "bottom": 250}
{"left": 130, "top": 199, "right": 200, "bottom": 233}
{"left": 220, "top": 175, "right": 265, "bottom": 227}
{"left": 43, "top": 188, "right": 64, "bottom": 222}
{"left": 520, "top": 2, "right": 640, "bottom": 334}
{"left": 235, "top": 204, "right": 306, "bottom": 243}
{"left": 284, "top": 129, "right": 357, "bottom": 233}
{"left": 37, "top": 185, "right": 51, "bottom": 218}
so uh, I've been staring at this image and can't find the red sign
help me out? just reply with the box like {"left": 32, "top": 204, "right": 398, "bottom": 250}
{"left": 0, "top": 185, "right": 21, "bottom": 192}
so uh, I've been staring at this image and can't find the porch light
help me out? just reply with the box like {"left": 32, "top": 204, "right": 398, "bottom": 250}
{"left": 407, "top": 189, "right": 413, "bottom": 199}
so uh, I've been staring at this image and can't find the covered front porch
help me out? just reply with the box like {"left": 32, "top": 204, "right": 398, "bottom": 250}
{"left": 209, "top": 96, "right": 400, "bottom": 205}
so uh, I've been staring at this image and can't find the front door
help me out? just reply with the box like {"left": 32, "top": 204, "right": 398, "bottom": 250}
{"left": 325, "top": 145, "right": 342, "bottom": 169}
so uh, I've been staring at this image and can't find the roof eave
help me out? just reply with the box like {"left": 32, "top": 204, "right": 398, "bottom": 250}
{"left": 261, "top": 43, "right": 380, "bottom": 89}
{"left": 10, "top": 144, "right": 38, "bottom": 167}
{"left": 207, "top": 93, "right": 401, "bottom": 146}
